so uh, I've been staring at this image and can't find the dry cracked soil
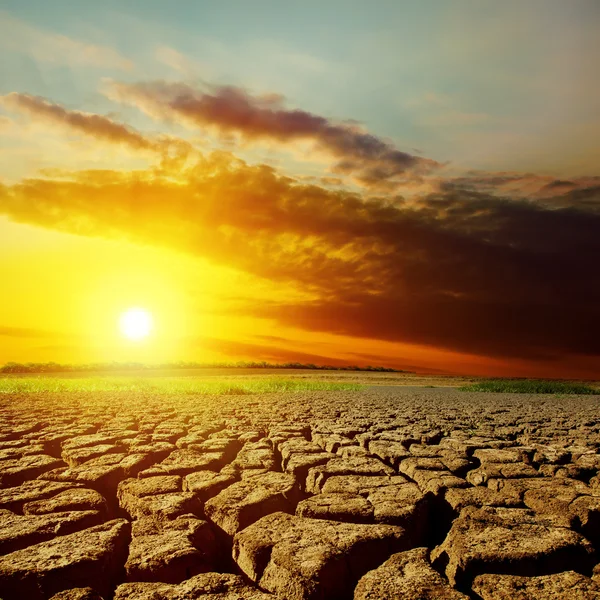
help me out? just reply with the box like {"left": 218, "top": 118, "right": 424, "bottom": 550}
{"left": 2, "top": 386, "right": 600, "bottom": 599}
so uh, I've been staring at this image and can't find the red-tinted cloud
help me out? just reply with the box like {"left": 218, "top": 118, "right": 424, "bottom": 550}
{"left": 1, "top": 93, "right": 155, "bottom": 151}
{"left": 0, "top": 93, "right": 194, "bottom": 169}
{"left": 105, "top": 80, "right": 440, "bottom": 188}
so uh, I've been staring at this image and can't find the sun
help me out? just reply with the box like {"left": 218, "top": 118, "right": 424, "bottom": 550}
{"left": 119, "top": 308, "right": 153, "bottom": 341}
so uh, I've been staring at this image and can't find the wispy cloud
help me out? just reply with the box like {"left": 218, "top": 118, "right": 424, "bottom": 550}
{"left": 0, "top": 326, "right": 74, "bottom": 339}
{"left": 155, "top": 45, "right": 209, "bottom": 79}
{"left": 0, "top": 92, "right": 196, "bottom": 171}
{"left": 1, "top": 93, "right": 154, "bottom": 151}
{"left": 406, "top": 91, "right": 491, "bottom": 127}
{"left": 104, "top": 80, "right": 440, "bottom": 189}
{"left": 0, "top": 11, "right": 133, "bottom": 71}
{"left": 198, "top": 337, "right": 354, "bottom": 367}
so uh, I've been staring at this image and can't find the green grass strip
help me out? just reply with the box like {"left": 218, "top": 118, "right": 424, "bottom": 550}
{"left": 459, "top": 379, "right": 598, "bottom": 394}
{"left": 0, "top": 376, "right": 363, "bottom": 395}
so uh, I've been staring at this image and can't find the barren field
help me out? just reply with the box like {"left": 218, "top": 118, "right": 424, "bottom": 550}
{"left": 2, "top": 381, "right": 600, "bottom": 599}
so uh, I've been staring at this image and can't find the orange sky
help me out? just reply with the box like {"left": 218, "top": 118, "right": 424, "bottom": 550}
{"left": 1, "top": 4, "right": 599, "bottom": 378}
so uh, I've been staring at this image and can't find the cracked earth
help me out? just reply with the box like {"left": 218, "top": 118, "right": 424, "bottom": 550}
{"left": 2, "top": 387, "right": 600, "bottom": 599}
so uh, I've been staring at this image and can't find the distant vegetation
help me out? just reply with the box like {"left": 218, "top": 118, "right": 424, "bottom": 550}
{"left": 0, "top": 361, "right": 407, "bottom": 374}
{"left": 459, "top": 379, "right": 598, "bottom": 394}
{"left": 0, "top": 377, "right": 363, "bottom": 395}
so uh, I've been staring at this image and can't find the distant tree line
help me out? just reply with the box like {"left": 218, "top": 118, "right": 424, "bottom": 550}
{"left": 0, "top": 361, "right": 410, "bottom": 374}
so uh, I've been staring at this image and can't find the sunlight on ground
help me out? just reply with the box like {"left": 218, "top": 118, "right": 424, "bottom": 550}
{"left": 0, "top": 376, "right": 363, "bottom": 395}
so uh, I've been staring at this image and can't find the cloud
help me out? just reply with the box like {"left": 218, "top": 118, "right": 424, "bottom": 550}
{"left": 104, "top": 80, "right": 440, "bottom": 188}
{"left": 198, "top": 337, "right": 357, "bottom": 367}
{"left": 253, "top": 334, "right": 295, "bottom": 344}
{"left": 155, "top": 46, "right": 209, "bottom": 79}
{"left": 0, "top": 145, "right": 598, "bottom": 366}
{"left": 445, "top": 171, "right": 600, "bottom": 210}
{"left": 543, "top": 183, "right": 600, "bottom": 212}
{"left": 1, "top": 93, "right": 155, "bottom": 152}
{"left": 0, "top": 93, "right": 196, "bottom": 171}
{"left": 343, "top": 351, "right": 447, "bottom": 373}
{"left": 0, "top": 12, "right": 133, "bottom": 71}
{"left": 0, "top": 326, "right": 72, "bottom": 339}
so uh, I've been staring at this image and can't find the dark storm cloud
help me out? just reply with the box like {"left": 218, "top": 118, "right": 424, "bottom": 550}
{"left": 548, "top": 184, "right": 600, "bottom": 211}
{"left": 446, "top": 172, "right": 600, "bottom": 209}
{"left": 542, "top": 179, "right": 576, "bottom": 190}
{"left": 1, "top": 149, "right": 598, "bottom": 364}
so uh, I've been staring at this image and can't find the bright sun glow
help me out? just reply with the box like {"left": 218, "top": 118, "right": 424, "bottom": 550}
{"left": 119, "top": 308, "right": 153, "bottom": 341}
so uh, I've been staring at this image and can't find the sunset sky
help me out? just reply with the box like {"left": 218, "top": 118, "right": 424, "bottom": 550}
{"left": 1, "top": 1, "right": 599, "bottom": 378}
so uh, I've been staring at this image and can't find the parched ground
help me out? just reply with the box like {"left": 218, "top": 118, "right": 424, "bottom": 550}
{"left": 2, "top": 386, "right": 600, "bottom": 599}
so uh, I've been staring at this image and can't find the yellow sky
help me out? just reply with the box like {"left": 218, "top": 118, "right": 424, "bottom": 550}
{"left": 2, "top": 214, "right": 596, "bottom": 379}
